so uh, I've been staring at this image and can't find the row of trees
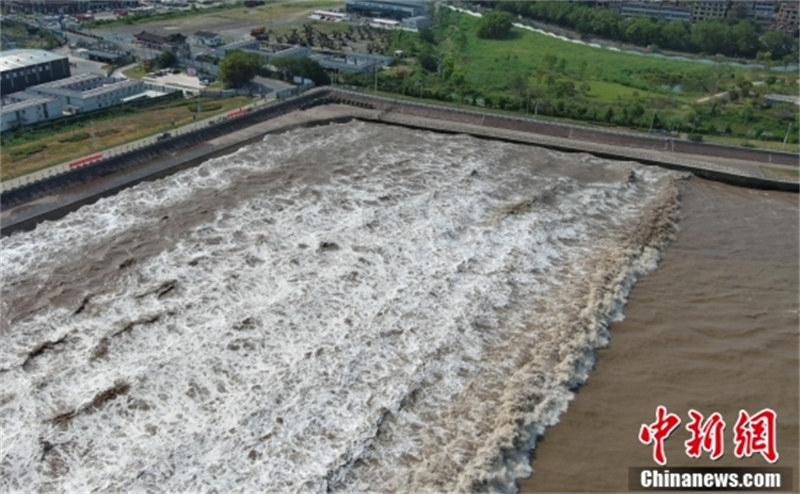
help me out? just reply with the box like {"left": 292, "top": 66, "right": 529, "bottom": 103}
{"left": 251, "top": 23, "right": 397, "bottom": 52}
{"left": 364, "top": 7, "right": 798, "bottom": 144}
{"left": 0, "top": 20, "right": 66, "bottom": 50}
{"left": 216, "top": 51, "right": 329, "bottom": 88}
{"left": 488, "top": 1, "right": 798, "bottom": 60}
{"left": 375, "top": 67, "right": 797, "bottom": 143}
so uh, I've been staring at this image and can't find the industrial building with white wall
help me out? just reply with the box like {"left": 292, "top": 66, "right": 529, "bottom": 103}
{"left": 0, "top": 49, "right": 72, "bottom": 95}
{"left": 26, "top": 73, "right": 147, "bottom": 113}
{"left": 0, "top": 93, "right": 63, "bottom": 133}
{"left": 2, "top": 72, "right": 171, "bottom": 132}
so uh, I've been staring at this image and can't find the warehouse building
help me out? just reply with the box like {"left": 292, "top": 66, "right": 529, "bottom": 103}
{"left": 344, "top": 0, "right": 429, "bottom": 20}
{"left": 5, "top": 0, "right": 140, "bottom": 14}
{"left": 26, "top": 73, "right": 147, "bottom": 113}
{"left": 310, "top": 52, "right": 392, "bottom": 74}
{"left": 215, "top": 41, "right": 311, "bottom": 64}
{"left": 619, "top": 2, "right": 692, "bottom": 21}
{"left": 0, "top": 49, "right": 71, "bottom": 95}
{"left": 0, "top": 92, "right": 62, "bottom": 132}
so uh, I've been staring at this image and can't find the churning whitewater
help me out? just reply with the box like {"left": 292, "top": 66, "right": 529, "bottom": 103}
{"left": 0, "top": 121, "right": 683, "bottom": 492}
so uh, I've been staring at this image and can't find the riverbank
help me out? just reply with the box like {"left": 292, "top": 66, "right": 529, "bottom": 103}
{"left": 2, "top": 88, "right": 796, "bottom": 236}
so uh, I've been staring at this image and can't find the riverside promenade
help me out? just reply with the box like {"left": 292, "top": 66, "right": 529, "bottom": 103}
{"left": 2, "top": 87, "right": 797, "bottom": 235}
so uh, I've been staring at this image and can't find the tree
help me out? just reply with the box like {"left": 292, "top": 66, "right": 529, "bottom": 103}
{"left": 691, "top": 21, "right": 731, "bottom": 56}
{"left": 476, "top": 10, "right": 514, "bottom": 39}
{"left": 418, "top": 27, "right": 435, "bottom": 44}
{"left": 153, "top": 50, "right": 177, "bottom": 69}
{"left": 625, "top": 17, "right": 659, "bottom": 46}
{"left": 604, "top": 106, "right": 615, "bottom": 122}
{"left": 761, "top": 30, "right": 795, "bottom": 60}
{"left": 219, "top": 50, "right": 260, "bottom": 88}
{"left": 271, "top": 57, "right": 329, "bottom": 86}
{"left": 731, "top": 21, "right": 759, "bottom": 58}
{"left": 418, "top": 47, "right": 438, "bottom": 73}
{"left": 659, "top": 21, "right": 690, "bottom": 51}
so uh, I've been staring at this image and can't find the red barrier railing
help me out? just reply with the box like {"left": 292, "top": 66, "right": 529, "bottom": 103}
{"left": 227, "top": 108, "right": 250, "bottom": 119}
{"left": 69, "top": 154, "right": 103, "bottom": 169}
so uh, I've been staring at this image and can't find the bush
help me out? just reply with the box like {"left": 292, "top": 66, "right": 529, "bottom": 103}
{"left": 189, "top": 104, "right": 221, "bottom": 113}
{"left": 10, "top": 143, "right": 46, "bottom": 159}
{"left": 476, "top": 11, "right": 514, "bottom": 39}
{"left": 58, "top": 132, "right": 91, "bottom": 143}
{"left": 96, "top": 128, "right": 119, "bottom": 137}
{"left": 688, "top": 133, "right": 704, "bottom": 142}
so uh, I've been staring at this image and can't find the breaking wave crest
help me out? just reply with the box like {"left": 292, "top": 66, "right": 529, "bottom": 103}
{"left": 0, "top": 121, "right": 683, "bottom": 492}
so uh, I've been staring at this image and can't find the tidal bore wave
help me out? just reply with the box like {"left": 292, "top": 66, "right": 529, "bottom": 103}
{"left": 0, "top": 121, "right": 684, "bottom": 492}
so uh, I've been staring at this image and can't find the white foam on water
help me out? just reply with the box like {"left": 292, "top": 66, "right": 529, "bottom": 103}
{"left": 0, "top": 121, "right": 683, "bottom": 492}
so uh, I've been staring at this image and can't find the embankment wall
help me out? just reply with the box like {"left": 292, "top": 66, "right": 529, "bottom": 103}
{"left": 1, "top": 87, "right": 796, "bottom": 236}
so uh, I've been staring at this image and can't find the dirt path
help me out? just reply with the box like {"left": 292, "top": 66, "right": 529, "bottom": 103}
{"left": 696, "top": 91, "right": 729, "bottom": 103}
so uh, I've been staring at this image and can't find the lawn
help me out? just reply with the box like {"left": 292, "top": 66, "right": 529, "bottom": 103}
{"left": 87, "top": 0, "right": 344, "bottom": 34}
{"left": 122, "top": 65, "right": 148, "bottom": 79}
{"left": 1, "top": 96, "right": 255, "bottom": 181}
{"left": 412, "top": 9, "right": 798, "bottom": 147}
{"left": 446, "top": 11, "right": 757, "bottom": 100}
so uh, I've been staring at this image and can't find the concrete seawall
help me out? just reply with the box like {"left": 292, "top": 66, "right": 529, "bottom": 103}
{"left": 1, "top": 87, "right": 797, "bottom": 236}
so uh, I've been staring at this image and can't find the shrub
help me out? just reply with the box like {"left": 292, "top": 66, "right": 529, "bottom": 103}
{"left": 96, "top": 128, "right": 119, "bottom": 137}
{"left": 688, "top": 133, "right": 704, "bottom": 142}
{"left": 10, "top": 143, "right": 46, "bottom": 159}
{"left": 476, "top": 11, "right": 513, "bottom": 39}
{"left": 58, "top": 132, "right": 91, "bottom": 143}
{"left": 189, "top": 104, "right": 222, "bottom": 113}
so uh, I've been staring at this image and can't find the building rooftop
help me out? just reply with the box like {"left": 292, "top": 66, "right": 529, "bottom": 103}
{"left": 193, "top": 31, "right": 220, "bottom": 39}
{"left": 219, "top": 39, "right": 259, "bottom": 50}
{"left": 0, "top": 96, "right": 57, "bottom": 114}
{"left": 32, "top": 73, "right": 103, "bottom": 90}
{"left": 81, "top": 79, "right": 141, "bottom": 98}
{"left": 135, "top": 31, "right": 186, "bottom": 45}
{"left": 0, "top": 49, "right": 66, "bottom": 72}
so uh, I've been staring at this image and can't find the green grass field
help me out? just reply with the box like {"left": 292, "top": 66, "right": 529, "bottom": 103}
{"left": 86, "top": 0, "right": 344, "bottom": 32}
{"left": 1, "top": 96, "right": 255, "bottom": 181}
{"left": 445, "top": 11, "right": 758, "bottom": 99}
{"left": 412, "top": 9, "right": 798, "bottom": 148}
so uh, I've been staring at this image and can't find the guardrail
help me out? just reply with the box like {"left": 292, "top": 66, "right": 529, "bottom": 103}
{"left": 0, "top": 88, "right": 331, "bottom": 209}
{"left": 1, "top": 85, "right": 795, "bottom": 213}
{"left": 323, "top": 88, "right": 799, "bottom": 168}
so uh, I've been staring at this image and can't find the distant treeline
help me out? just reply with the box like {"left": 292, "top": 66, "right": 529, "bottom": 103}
{"left": 0, "top": 19, "right": 66, "bottom": 50}
{"left": 481, "top": 1, "right": 798, "bottom": 61}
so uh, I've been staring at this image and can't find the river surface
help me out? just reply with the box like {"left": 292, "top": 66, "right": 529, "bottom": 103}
{"left": 521, "top": 178, "right": 799, "bottom": 491}
{"left": 0, "top": 121, "right": 795, "bottom": 492}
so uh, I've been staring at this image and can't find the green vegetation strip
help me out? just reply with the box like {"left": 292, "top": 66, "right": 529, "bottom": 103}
{"left": 354, "top": 8, "right": 798, "bottom": 149}
{"left": 1, "top": 96, "right": 255, "bottom": 181}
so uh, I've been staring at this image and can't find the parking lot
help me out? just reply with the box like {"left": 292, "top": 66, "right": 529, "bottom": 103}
{"left": 143, "top": 71, "right": 205, "bottom": 90}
